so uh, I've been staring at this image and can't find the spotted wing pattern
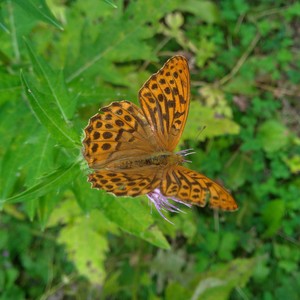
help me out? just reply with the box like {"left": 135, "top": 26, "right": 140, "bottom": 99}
{"left": 88, "top": 168, "right": 162, "bottom": 197}
{"left": 161, "top": 165, "right": 238, "bottom": 211}
{"left": 83, "top": 101, "right": 159, "bottom": 169}
{"left": 83, "top": 56, "right": 238, "bottom": 214}
{"left": 139, "top": 56, "right": 190, "bottom": 151}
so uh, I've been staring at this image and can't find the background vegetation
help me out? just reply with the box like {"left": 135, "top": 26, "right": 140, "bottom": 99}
{"left": 0, "top": 0, "right": 299, "bottom": 299}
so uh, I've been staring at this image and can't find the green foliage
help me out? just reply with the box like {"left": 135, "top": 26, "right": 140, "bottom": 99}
{"left": 0, "top": 0, "right": 299, "bottom": 299}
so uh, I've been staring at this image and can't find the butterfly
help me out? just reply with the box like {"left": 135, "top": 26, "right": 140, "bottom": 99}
{"left": 83, "top": 56, "right": 238, "bottom": 221}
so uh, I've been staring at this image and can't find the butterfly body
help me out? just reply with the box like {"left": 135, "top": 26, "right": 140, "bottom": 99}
{"left": 101, "top": 151, "right": 183, "bottom": 170}
{"left": 83, "top": 56, "right": 238, "bottom": 213}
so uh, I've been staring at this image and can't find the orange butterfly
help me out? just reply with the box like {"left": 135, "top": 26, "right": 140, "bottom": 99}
{"left": 83, "top": 56, "right": 237, "bottom": 221}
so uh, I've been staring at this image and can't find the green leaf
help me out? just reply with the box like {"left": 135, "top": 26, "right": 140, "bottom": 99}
{"left": 257, "top": 120, "right": 289, "bottom": 153}
{"left": 20, "top": 71, "right": 79, "bottom": 149}
{"left": 183, "top": 103, "right": 240, "bottom": 141}
{"left": 226, "top": 153, "right": 251, "bottom": 189}
{"left": 24, "top": 39, "right": 77, "bottom": 120}
{"left": 58, "top": 219, "right": 109, "bottom": 284}
{"left": 195, "top": 37, "right": 216, "bottom": 67}
{"left": 262, "top": 200, "right": 285, "bottom": 237}
{"left": 103, "top": 0, "right": 118, "bottom": 9}
{"left": 0, "top": 106, "right": 38, "bottom": 200}
{"left": 283, "top": 155, "right": 300, "bottom": 174}
{"left": 165, "top": 281, "right": 191, "bottom": 300}
{"left": 0, "top": 73, "right": 21, "bottom": 105}
{"left": 100, "top": 196, "right": 170, "bottom": 249}
{"left": 48, "top": 199, "right": 119, "bottom": 284}
{"left": 178, "top": 0, "right": 220, "bottom": 24}
{"left": 223, "top": 75, "right": 257, "bottom": 96}
{"left": 217, "top": 232, "right": 238, "bottom": 260}
{"left": 12, "top": 0, "right": 63, "bottom": 30}
{"left": 65, "top": 0, "right": 181, "bottom": 82}
{"left": 72, "top": 178, "right": 170, "bottom": 249}
{"left": 2, "top": 162, "right": 80, "bottom": 204}
{"left": 191, "top": 258, "right": 257, "bottom": 300}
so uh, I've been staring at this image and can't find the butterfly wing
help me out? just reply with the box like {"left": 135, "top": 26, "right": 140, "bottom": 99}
{"left": 88, "top": 167, "right": 162, "bottom": 197}
{"left": 138, "top": 56, "right": 190, "bottom": 151}
{"left": 161, "top": 165, "right": 238, "bottom": 211}
{"left": 83, "top": 100, "right": 160, "bottom": 169}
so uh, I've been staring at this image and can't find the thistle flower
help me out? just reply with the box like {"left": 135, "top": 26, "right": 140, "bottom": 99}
{"left": 146, "top": 149, "right": 196, "bottom": 223}
{"left": 147, "top": 189, "right": 192, "bottom": 224}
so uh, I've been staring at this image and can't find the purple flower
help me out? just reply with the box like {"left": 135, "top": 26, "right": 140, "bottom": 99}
{"left": 147, "top": 188, "right": 191, "bottom": 224}
{"left": 146, "top": 149, "right": 195, "bottom": 223}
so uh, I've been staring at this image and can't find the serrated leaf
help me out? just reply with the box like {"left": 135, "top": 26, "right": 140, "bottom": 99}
{"left": 47, "top": 197, "right": 82, "bottom": 226}
{"left": 20, "top": 129, "right": 58, "bottom": 188}
{"left": 58, "top": 220, "right": 108, "bottom": 284}
{"left": 67, "top": 176, "right": 170, "bottom": 249}
{"left": 12, "top": 0, "right": 63, "bottom": 30}
{"left": 98, "top": 195, "right": 170, "bottom": 249}
{"left": 140, "top": 225, "right": 170, "bottom": 249}
{"left": 200, "top": 85, "right": 232, "bottom": 117}
{"left": 48, "top": 197, "right": 119, "bottom": 235}
{"left": 24, "top": 39, "right": 77, "bottom": 119}
{"left": 0, "top": 106, "right": 41, "bottom": 201}
{"left": 20, "top": 71, "right": 79, "bottom": 149}
{"left": 2, "top": 162, "right": 80, "bottom": 205}
{"left": 65, "top": 0, "right": 181, "bottom": 82}
{"left": 48, "top": 199, "right": 119, "bottom": 284}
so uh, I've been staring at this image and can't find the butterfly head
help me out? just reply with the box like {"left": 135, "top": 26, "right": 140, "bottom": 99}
{"left": 176, "top": 148, "right": 196, "bottom": 164}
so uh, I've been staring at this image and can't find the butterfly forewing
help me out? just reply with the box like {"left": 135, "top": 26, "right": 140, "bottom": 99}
{"left": 83, "top": 101, "right": 159, "bottom": 169}
{"left": 161, "top": 166, "right": 238, "bottom": 211}
{"left": 139, "top": 56, "right": 190, "bottom": 151}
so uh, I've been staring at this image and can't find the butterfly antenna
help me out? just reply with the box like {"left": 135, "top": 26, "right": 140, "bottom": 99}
{"left": 177, "top": 148, "right": 196, "bottom": 156}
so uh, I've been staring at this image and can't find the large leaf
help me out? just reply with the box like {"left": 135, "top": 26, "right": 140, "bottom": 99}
{"left": 48, "top": 199, "right": 115, "bottom": 284}
{"left": 99, "top": 194, "right": 170, "bottom": 249}
{"left": 24, "top": 39, "right": 77, "bottom": 120}
{"left": 20, "top": 71, "right": 79, "bottom": 149}
{"left": 65, "top": 0, "right": 181, "bottom": 83}
{"left": 71, "top": 176, "right": 170, "bottom": 249}
{"left": 58, "top": 218, "right": 109, "bottom": 284}
{"left": 12, "top": 0, "right": 63, "bottom": 30}
{"left": 2, "top": 162, "right": 80, "bottom": 205}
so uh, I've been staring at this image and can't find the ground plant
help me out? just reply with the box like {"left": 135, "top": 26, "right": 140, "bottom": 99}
{"left": 0, "top": 0, "right": 299, "bottom": 299}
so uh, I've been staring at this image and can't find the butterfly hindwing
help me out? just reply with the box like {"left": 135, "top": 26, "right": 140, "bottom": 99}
{"left": 83, "top": 101, "right": 160, "bottom": 169}
{"left": 88, "top": 168, "right": 161, "bottom": 197}
{"left": 161, "top": 165, "right": 238, "bottom": 211}
{"left": 138, "top": 56, "right": 190, "bottom": 151}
